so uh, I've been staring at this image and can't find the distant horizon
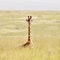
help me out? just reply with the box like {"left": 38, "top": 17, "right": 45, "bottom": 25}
{"left": 0, "top": 9, "right": 59, "bottom": 11}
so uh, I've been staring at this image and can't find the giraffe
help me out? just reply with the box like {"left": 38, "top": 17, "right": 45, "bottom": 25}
{"left": 22, "top": 16, "right": 32, "bottom": 47}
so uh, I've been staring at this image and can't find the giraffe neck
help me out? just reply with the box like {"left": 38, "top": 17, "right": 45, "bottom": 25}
{"left": 28, "top": 21, "right": 31, "bottom": 42}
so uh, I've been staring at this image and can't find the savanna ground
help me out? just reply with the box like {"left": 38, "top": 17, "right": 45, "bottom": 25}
{"left": 0, "top": 11, "right": 60, "bottom": 60}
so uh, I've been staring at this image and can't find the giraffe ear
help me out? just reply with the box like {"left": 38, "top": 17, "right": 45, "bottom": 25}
{"left": 28, "top": 16, "right": 30, "bottom": 19}
{"left": 30, "top": 16, "right": 32, "bottom": 19}
{"left": 26, "top": 19, "right": 28, "bottom": 22}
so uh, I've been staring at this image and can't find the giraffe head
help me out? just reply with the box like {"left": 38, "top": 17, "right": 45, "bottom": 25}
{"left": 26, "top": 16, "right": 32, "bottom": 22}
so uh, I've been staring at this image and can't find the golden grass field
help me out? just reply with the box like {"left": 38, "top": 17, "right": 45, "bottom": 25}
{"left": 0, "top": 11, "right": 60, "bottom": 60}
